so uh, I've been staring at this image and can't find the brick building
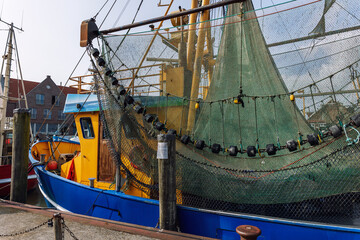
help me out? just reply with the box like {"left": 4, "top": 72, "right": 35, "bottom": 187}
{"left": 6, "top": 75, "right": 78, "bottom": 136}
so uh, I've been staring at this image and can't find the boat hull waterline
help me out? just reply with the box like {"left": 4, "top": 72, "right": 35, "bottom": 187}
{"left": 30, "top": 153, "right": 360, "bottom": 240}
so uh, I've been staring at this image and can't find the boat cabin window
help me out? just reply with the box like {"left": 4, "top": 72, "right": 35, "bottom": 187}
{"left": 80, "top": 117, "right": 95, "bottom": 139}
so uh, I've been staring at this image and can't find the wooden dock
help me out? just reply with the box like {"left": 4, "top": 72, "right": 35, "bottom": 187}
{"left": 0, "top": 199, "right": 217, "bottom": 240}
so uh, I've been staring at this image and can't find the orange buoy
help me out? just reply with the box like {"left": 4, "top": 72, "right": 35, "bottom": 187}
{"left": 47, "top": 160, "right": 58, "bottom": 170}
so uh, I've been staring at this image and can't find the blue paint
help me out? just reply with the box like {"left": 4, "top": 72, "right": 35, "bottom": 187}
{"left": 30, "top": 154, "right": 360, "bottom": 240}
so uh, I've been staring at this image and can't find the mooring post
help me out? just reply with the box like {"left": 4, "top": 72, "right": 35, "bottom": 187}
{"left": 157, "top": 133, "right": 176, "bottom": 231}
{"left": 10, "top": 108, "right": 30, "bottom": 203}
{"left": 54, "top": 213, "right": 63, "bottom": 240}
{"left": 236, "top": 225, "right": 261, "bottom": 240}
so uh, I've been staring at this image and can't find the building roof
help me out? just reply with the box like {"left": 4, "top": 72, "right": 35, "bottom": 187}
{"left": 8, "top": 78, "right": 39, "bottom": 99}
{"left": 8, "top": 76, "right": 77, "bottom": 100}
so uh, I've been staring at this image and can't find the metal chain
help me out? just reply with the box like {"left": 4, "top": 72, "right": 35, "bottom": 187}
{"left": 61, "top": 219, "right": 65, "bottom": 240}
{"left": 0, "top": 218, "right": 53, "bottom": 237}
{"left": 63, "top": 222, "right": 79, "bottom": 240}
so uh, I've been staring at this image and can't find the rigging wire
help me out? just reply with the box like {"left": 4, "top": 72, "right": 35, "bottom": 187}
{"left": 99, "top": 0, "right": 118, "bottom": 28}
{"left": 271, "top": 33, "right": 360, "bottom": 56}
{"left": 109, "top": 0, "right": 144, "bottom": 64}
{"left": 112, "top": 0, "right": 131, "bottom": 28}
{"left": 278, "top": 43, "right": 360, "bottom": 69}
{"left": 104, "top": 0, "right": 315, "bottom": 37}
{"left": 31, "top": 50, "right": 87, "bottom": 144}
{"left": 334, "top": 1, "right": 360, "bottom": 23}
{"left": 93, "top": 0, "right": 110, "bottom": 20}
{"left": 268, "top": 0, "right": 320, "bottom": 93}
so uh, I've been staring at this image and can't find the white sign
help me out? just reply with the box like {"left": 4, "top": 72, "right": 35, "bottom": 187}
{"left": 157, "top": 142, "right": 168, "bottom": 159}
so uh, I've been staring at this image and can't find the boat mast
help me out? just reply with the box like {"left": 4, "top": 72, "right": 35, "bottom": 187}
{"left": 0, "top": 24, "right": 14, "bottom": 157}
{"left": 186, "top": 0, "right": 210, "bottom": 134}
{"left": 0, "top": 21, "right": 24, "bottom": 157}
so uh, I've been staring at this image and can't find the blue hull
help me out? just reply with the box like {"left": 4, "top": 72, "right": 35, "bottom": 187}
{"left": 30, "top": 156, "right": 360, "bottom": 239}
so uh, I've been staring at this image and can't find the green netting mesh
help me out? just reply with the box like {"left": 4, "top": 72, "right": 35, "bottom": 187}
{"left": 93, "top": 0, "right": 360, "bottom": 223}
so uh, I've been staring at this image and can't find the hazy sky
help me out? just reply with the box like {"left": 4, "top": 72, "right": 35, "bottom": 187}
{"left": 0, "top": 0, "right": 192, "bottom": 85}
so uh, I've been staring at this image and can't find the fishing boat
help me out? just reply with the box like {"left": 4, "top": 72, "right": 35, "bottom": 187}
{"left": 30, "top": 0, "right": 360, "bottom": 238}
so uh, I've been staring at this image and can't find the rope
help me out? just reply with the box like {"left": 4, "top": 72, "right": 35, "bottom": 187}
{"left": 208, "top": 102, "right": 212, "bottom": 145}
{"left": 343, "top": 124, "right": 360, "bottom": 145}
{"left": 165, "top": 93, "right": 169, "bottom": 124}
{"left": 104, "top": 0, "right": 311, "bottom": 37}
{"left": 93, "top": 0, "right": 110, "bottom": 19}
{"left": 220, "top": 101, "right": 225, "bottom": 149}
{"left": 237, "top": 103, "right": 242, "bottom": 150}
{"left": 108, "top": 0, "right": 144, "bottom": 64}
{"left": 99, "top": 0, "right": 118, "bottom": 28}
{"left": 254, "top": 98, "right": 259, "bottom": 142}
{"left": 31, "top": 49, "right": 87, "bottom": 144}
{"left": 272, "top": 97, "right": 281, "bottom": 149}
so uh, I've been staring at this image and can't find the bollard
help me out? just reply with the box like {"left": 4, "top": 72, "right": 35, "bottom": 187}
{"left": 157, "top": 133, "right": 176, "bottom": 231}
{"left": 10, "top": 108, "right": 30, "bottom": 203}
{"left": 89, "top": 178, "right": 95, "bottom": 188}
{"left": 54, "top": 213, "right": 63, "bottom": 240}
{"left": 236, "top": 225, "right": 261, "bottom": 240}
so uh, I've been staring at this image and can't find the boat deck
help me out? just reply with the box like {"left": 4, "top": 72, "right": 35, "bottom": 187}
{"left": 0, "top": 199, "right": 216, "bottom": 240}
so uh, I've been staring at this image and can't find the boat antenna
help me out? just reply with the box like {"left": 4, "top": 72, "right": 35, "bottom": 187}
{"left": 0, "top": 1, "right": 3, "bottom": 19}
{"left": 0, "top": 19, "right": 23, "bottom": 32}
{"left": 21, "top": 10, "right": 24, "bottom": 30}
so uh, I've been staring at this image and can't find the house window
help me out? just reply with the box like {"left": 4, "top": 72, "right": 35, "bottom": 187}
{"left": 58, "top": 110, "right": 66, "bottom": 120}
{"left": 43, "top": 109, "right": 51, "bottom": 119}
{"left": 80, "top": 117, "right": 94, "bottom": 139}
{"left": 30, "top": 108, "right": 37, "bottom": 119}
{"left": 36, "top": 94, "right": 44, "bottom": 105}
{"left": 52, "top": 96, "right": 60, "bottom": 106}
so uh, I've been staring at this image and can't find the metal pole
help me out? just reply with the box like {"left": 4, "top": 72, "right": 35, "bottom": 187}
{"left": 10, "top": 108, "right": 30, "bottom": 203}
{"left": 100, "top": 0, "right": 244, "bottom": 35}
{"left": 157, "top": 133, "right": 176, "bottom": 231}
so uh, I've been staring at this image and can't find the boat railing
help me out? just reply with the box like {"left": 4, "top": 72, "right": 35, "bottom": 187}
{"left": 0, "top": 155, "right": 11, "bottom": 166}
{"left": 69, "top": 63, "right": 165, "bottom": 96}
{"left": 4, "top": 117, "right": 13, "bottom": 130}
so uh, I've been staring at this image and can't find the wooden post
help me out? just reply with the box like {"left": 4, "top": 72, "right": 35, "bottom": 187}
{"left": 10, "top": 108, "right": 30, "bottom": 203}
{"left": 54, "top": 213, "right": 63, "bottom": 240}
{"left": 157, "top": 133, "right": 176, "bottom": 231}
